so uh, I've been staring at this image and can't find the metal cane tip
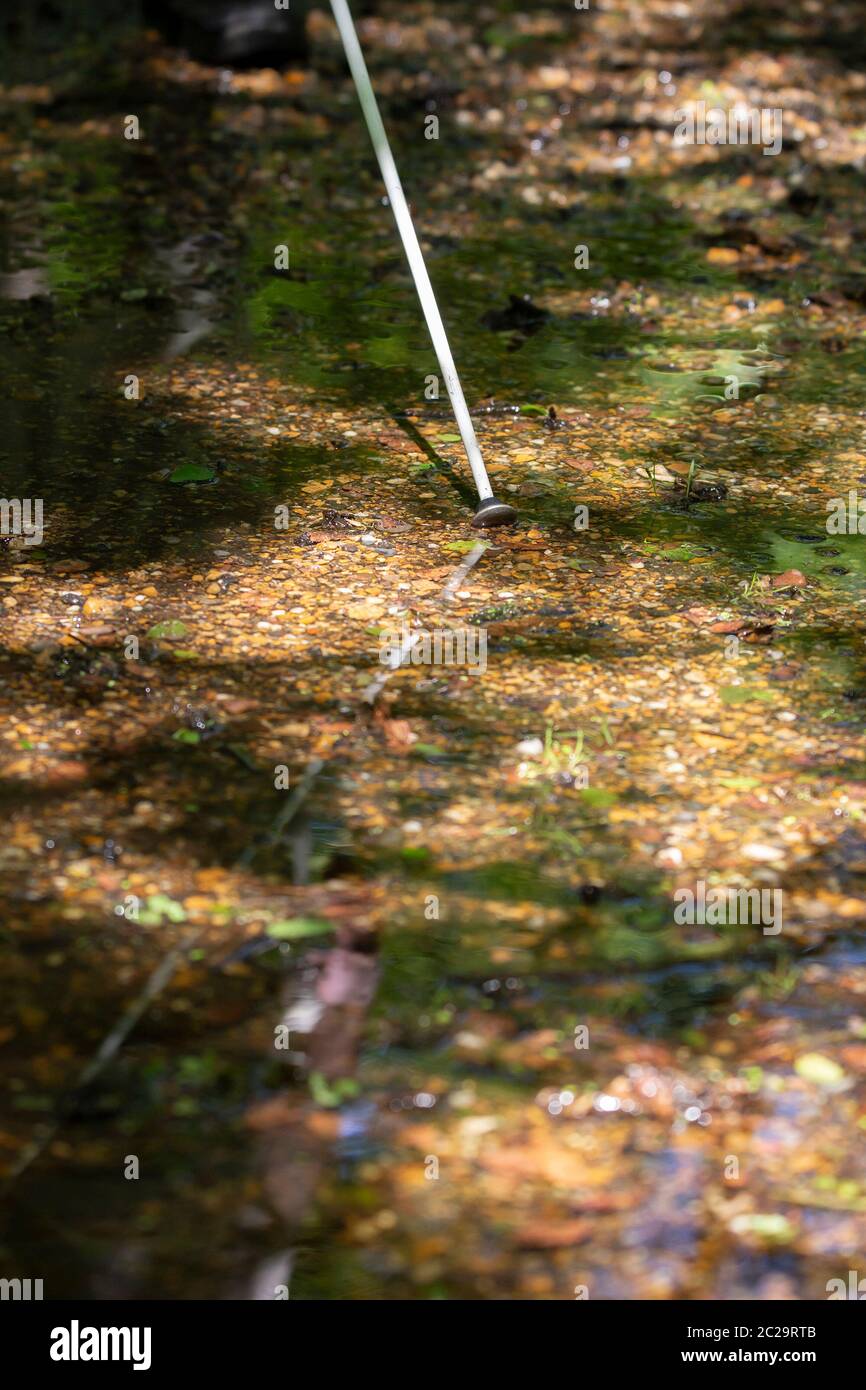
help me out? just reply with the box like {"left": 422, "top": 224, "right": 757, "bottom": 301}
{"left": 471, "top": 497, "right": 518, "bottom": 528}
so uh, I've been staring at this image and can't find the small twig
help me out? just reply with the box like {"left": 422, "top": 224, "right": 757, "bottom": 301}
{"left": 6, "top": 755, "right": 327, "bottom": 1183}
{"left": 238, "top": 756, "right": 325, "bottom": 867}
{"left": 8, "top": 927, "right": 201, "bottom": 1181}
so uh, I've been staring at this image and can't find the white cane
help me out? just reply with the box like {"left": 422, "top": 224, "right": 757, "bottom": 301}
{"left": 329, "top": 0, "right": 517, "bottom": 527}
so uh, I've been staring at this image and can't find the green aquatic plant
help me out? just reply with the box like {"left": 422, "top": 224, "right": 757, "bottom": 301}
{"left": 543, "top": 723, "right": 586, "bottom": 775}
{"left": 683, "top": 457, "right": 700, "bottom": 504}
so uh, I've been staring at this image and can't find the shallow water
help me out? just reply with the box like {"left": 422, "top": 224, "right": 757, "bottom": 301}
{"left": 1, "top": 1, "right": 865, "bottom": 1301}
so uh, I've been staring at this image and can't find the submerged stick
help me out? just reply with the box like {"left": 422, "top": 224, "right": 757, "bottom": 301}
{"left": 7, "top": 756, "right": 327, "bottom": 1183}
{"left": 238, "top": 756, "right": 325, "bottom": 867}
{"left": 329, "top": 0, "right": 516, "bottom": 529}
{"left": 8, "top": 929, "right": 201, "bottom": 1181}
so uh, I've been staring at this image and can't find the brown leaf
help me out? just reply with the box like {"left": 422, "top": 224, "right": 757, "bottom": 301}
{"left": 221, "top": 697, "right": 259, "bottom": 716}
{"left": 771, "top": 569, "right": 806, "bottom": 590}
{"left": 683, "top": 606, "right": 713, "bottom": 626}
{"left": 692, "top": 726, "right": 738, "bottom": 748}
{"left": 346, "top": 598, "right": 383, "bottom": 620}
{"left": 244, "top": 1095, "right": 299, "bottom": 1132}
{"left": 77, "top": 623, "right": 118, "bottom": 646}
{"left": 514, "top": 1218, "right": 591, "bottom": 1249}
{"left": 51, "top": 560, "right": 90, "bottom": 574}
{"left": 45, "top": 760, "right": 89, "bottom": 786}
{"left": 377, "top": 717, "right": 416, "bottom": 753}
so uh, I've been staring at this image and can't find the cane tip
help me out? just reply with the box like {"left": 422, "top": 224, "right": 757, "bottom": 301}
{"left": 471, "top": 497, "right": 518, "bottom": 528}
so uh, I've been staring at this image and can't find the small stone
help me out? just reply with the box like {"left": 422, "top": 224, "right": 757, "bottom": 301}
{"left": 657, "top": 846, "right": 683, "bottom": 867}
{"left": 81, "top": 595, "right": 121, "bottom": 619}
{"left": 742, "top": 843, "right": 784, "bottom": 862}
{"left": 516, "top": 737, "right": 544, "bottom": 758}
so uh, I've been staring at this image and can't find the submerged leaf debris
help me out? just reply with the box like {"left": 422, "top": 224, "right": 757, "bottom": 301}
{"left": 0, "top": 0, "right": 865, "bottom": 1300}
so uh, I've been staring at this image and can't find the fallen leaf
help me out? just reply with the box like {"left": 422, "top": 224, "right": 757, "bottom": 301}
{"left": 771, "top": 569, "right": 806, "bottom": 589}
{"left": 168, "top": 463, "right": 216, "bottom": 484}
{"left": 45, "top": 760, "right": 89, "bottom": 786}
{"left": 514, "top": 1219, "right": 591, "bottom": 1249}
{"left": 147, "top": 620, "right": 188, "bottom": 639}
{"left": 378, "top": 718, "right": 416, "bottom": 753}
{"left": 794, "top": 1052, "right": 845, "bottom": 1087}
{"left": 266, "top": 918, "right": 334, "bottom": 940}
{"left": 683, "top": 606, "right": 713, "bottom": 626}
